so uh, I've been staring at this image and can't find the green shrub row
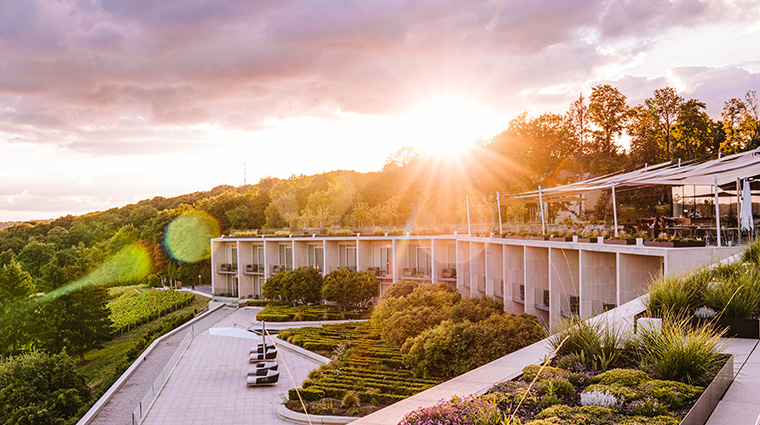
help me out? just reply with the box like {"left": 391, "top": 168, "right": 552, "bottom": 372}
{"left": 292, "top": 384, "right": 408, "bottom": 405}
{"left": 256, "top": 305, "right": 370, "bottom": 322}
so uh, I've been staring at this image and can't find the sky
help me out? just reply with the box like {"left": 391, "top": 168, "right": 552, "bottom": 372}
{"left": 1, "top": 0, "right": 760, "bottom": 222}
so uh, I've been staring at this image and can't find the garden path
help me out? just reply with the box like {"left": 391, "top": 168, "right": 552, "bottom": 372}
{"left": 141, "top": 309, "right": 324, "bottom": 425}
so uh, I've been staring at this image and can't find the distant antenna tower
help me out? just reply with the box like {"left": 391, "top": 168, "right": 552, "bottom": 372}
{"left": 243, "top": 158, "right": 247, "bottom": 185}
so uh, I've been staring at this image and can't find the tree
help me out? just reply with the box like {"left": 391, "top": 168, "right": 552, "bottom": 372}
{"left": 0, "top": 258, "right": 35, "bottom": 303}
{"left": 262, "top": 267, "right": 323, "bottom": 305}
{"left": 721, "top": 97, "right": 748, "bottom": 154}
{"left": 43, "top": 286, "right": 113, "bottom": 362}
{"left": 588, "top": 84, "right": 628, "bottom": 158}
{"left": 672, "top": 99, "right": 714, "bottom": 160}
{"left": 401, "top": 313, "right": 545, "bottom": 379}
{"left": 647, "top": 87, "right": 684, "bottom": 161}
{"left": 371, "top": 283, "right": 460, "bottom": 347}
{"left": 322, "top": 269, "right": 379, "bottom": 311}
{"left": 568, "top": 92, "right": 590, "bottom": 169}
{"left": 0, "top": 351, "right": 92, "bottom": 424}
{"left": 627, "top": 104, "right": 661, "bottom": 165}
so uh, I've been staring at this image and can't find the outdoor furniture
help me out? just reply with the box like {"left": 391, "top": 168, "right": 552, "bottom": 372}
{"left": 246, "top": 369, "right": 280, "bottom": 386}
{"left": 248, "top": 362, "right": 278, "bottom": 376}
{"left": 249, "top": 348, "right": 277, "bottom": 363}
{"left": 250, "top": 343, "right": 275, "bottom": 354}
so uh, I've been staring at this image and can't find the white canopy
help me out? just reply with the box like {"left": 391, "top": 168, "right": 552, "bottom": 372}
{"left": 511, "top": 147, "right": 760, "bottom": 202}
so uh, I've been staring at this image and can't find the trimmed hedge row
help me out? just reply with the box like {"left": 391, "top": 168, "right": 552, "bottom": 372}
{"left": 255, "top": 305, "right": 369, "bottom": 322}
{"left": 285, "top": 322, "right": 440, "bottom": 409}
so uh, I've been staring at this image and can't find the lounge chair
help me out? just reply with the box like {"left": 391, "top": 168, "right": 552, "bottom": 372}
{"left": 246, "top": 369, "right": 279, "bottom": 386}
{"left": 248, "top": 362, "right": 278, "bottom": 376}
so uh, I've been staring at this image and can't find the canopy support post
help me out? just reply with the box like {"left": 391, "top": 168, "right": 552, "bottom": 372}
{"left": 496, "top": 192, "right": 503, "bottom": 235}
{"left": 539, "top": 186, "right": 546, "bottom": 235}
{"left": 737, "top": 179, "right": 742, "bottom": 245}
{"left": 715, "top": 176, "right": 722, "bottom": 247}
{"left": 612, "top": 183, "right": 619, "bottom": 237}
{"left": 466, "top": 196, "right": 471, "bottom": 236}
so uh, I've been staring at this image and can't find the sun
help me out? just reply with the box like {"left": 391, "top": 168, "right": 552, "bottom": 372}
{"left": 400, "top": 97, "right": 500, "bottom": 158}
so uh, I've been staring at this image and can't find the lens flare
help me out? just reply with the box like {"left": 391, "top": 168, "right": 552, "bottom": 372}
{"left": 163, "top": 211, "right": 221, "bottom": 263}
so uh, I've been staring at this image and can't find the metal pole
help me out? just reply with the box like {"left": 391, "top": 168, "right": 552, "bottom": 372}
{"left": 612, "top": 183, "right": 619, "bottom": 237}
{"left": 737, "top": 178, "right": 742, "bottom": 245}
{"left": 538, "top": 186, "right": 546, "bottom": 235}
{"left": 715, "top": 175, "right": 722, "bottom": 247}
{"left": 466, "top": 196, "right": 472, "bottom": 235}
{"left": 496, "top": 192, "right": 503, "bottom": 235}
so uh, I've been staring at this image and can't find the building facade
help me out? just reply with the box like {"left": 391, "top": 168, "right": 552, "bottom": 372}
{"left": 210, "top": 234, "right": 739, "bottom": 327}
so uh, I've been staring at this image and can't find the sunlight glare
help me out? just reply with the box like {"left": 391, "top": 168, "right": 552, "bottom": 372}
{"left": 403, "top": 98, "right": 495, "bottom": 158}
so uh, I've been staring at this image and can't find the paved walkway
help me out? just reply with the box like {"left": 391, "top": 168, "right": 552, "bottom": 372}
{"left": 142, "top": 309, "right": 324, "bottom": 425}
{"left": 706, "top": 338, "right": 760, "bottom": 425}
{"left": 86, "top": 306, "right": 235, "bottom": 425}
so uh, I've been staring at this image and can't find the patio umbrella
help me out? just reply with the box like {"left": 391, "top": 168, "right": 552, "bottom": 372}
{"left": 209, "top": 327, "right": 261, "bottom": 340}
{"left": 741, "top": 179, "right": 754, "bottom": 232}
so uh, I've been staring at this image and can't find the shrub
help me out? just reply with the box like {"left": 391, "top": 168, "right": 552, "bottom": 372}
{"left": 399, "top": 396, "right": 504, "bottom": 425}
{"left": 581, "top": 389, "right": 619, "bottom": 408}
{"left": 289, "top": 387, "right": 325, "bottom": 402}
{"left": 341, "top": 391, "right": 360, "bottom": 408}
{"left": 703, "top": 266, "right": 760, "bottom": 319}
{"left": 627, "top": 397, "right": 668, "bottom": 417}
{"left": 584, "top": 384, "right": 640, "bottom": 401}
{"left": 647, "top": 273, "right": 706, "bottom": 316}
{"left": 401, "top": 314, "right": 545, "bottom": 379}
{"left": 380, "top": 280, "right": 419, "bottom": 300}
{"left": 263, "top": 267, "right": 323, "bottom": 306}
{"left": 548, "top": 318, "right": 630, "bottom": 371}
{"left": 451, "top": 295, "right": 504, "bottom": 322}
{"left": 521, "top": 365, "right": 570, "bottom": 382}
{"left": 372, "top": 283, "right": 460, "bottom": 347}
{"left": 635, "top": 316, "right": 726, "bottom": 385}
{"left": 638, "top": 380, "right": 704, "bottom": 408}
{"left": 594, "top": 369, "right": 652, "bottom": 386}
{"left": 742, "top": 239, "right": 760, "bottom": 265}
{"left": 535, "top": 376, "right": 574, "bottom": 396}
{"left": 535, "top": 405, "right": 618, "bottom": 423}
{"left": 322, "top": 269, "right": 380, "bottom": 311}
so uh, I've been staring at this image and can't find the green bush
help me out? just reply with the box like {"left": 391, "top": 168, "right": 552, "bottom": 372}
{"left": 372, "top": 284, "right": 461, "bottom": 347}
{"left": 635, "top": 316, "right": 726, "bottom": 385}
{"left": 380, "top": 280, "right": 419, "bottom": 300}
{"left": 535, "top": 376, "right": 574, "bottom": 396}
{"left": 584, "top": 384, "right": 640, "bottom": 401}
{"left": 548, "top": 317, "right": 630, "bottom": 370}
{"left": 703, "top": 266, "right": 760, "bottom": 319}
{"left": 289, "top": 387, "right": 324, "bottom": 401}
{"left": 256, "top": 313, "right": 290, "bottom": 322}
{"left": 638, "top": 379, "right": 703, "bottom": 408}
{"left": 341, "top": 391, "right": 360, "bottom": 408}
{"left": 535, "top": 405, "right": 618, "bottom": 423}
{"left": 742, "top": 239, "right": 760, "bottom": 265}
{"left": 647, "top": 273, "right": 706, "bottom": 316}
{"left": 594, "top": 369, "right": 652, "bottom": 386}
{"left": 401, "top": 313, "right": 545, "bottom": 379}
{"left": 521, "top": 365, "right": 570, "bottom": 382}
{"left": 322, "top": 269, "right": 380, "bottom": 311}
{"left": 262, "top": 267, "right": 323, "bottom": 306}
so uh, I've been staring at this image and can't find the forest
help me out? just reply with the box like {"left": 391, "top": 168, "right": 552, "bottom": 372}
{"left": 0, "top": 84, "right": 758, "bottom": 423}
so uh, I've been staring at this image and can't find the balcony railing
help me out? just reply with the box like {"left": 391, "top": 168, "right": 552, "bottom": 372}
{"left": 512, "top": 283, "right": 525, "bottom": 303}
{"left": 245, "top": 264, "right": 264, "bottom": 274}
{"left": 534, "top": 288, "right": 550, "bottom": 311}
{"left": 560, "top": 293, "right": 580, "bottom": 318}
{"left": 218, "top": 263, "right": 238, "bottom": 273}
{"left": 441, "top": 268, "right": 457, "bottom": 279}
{"left": 367, "top": 267, "right": 391, "bottom": 277}
{"left": 493, "top": 278, "right": 503, "bottom": 297}
{"left": 592, "top": 299, "right": 617, "bottom": 316}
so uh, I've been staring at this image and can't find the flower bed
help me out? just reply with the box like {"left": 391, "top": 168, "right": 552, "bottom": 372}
{"left": 280, "top": 322, "right": 441, "bottom": 416}
{"left": 400, "top": 315, "right": 731, "bottom": 425}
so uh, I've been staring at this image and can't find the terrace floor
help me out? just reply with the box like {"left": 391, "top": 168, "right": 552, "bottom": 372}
{"left": 706, "top": 338, "right": 760, "bottom": 425}
{"left": 141, "top": 308, "right": 324, "bottom": 425}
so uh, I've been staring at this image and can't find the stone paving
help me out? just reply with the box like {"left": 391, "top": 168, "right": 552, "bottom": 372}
{"left": 142, "top": 309, "right": 323, "bottom": 425}
{"left": 706, "top": 338, "right": 760, "bottom": 425}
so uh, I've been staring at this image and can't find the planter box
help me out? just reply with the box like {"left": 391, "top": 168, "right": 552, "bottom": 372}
{"left": 603, "top": 238, "right": 637, "bottom": 245}
{"left": 692, "top": 317, "right": 759, "bottom": 339}
{"left": 680, "top": 355, "right": 734, "bottom": 425}
{"left": 528, "top": 236, "right": 549, "bottom": 241}
{"left": 503, "top": 235, "right": 526, "bottom": 240}
{"left": 549, "top": 236, "right": 573, "bottom": 242}
{"left": 576, "top": 238, "right": 597, "bottom": 243}
{"left": 644, "top": 240, "right": 706, "bottom": 248}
